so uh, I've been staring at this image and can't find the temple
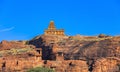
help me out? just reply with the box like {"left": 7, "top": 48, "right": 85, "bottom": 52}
{"left": 44, "top": 21, "right": 64, "bottom": 36}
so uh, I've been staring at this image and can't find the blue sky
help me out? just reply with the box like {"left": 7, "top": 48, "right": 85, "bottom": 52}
{"left": 0, "top": 0, "right": 120, "bottom": 41}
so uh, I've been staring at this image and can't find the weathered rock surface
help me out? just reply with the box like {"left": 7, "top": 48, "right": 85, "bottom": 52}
{"left": 0, "top": 40, "right": 34, "bottom": 50}
{"left": 29, "top": 35, "right": 120, "bottom": 60}
{"left": 0, "top": 57, "right": 43, "bottom": 72}
{"left": 93, "top": 57, "right": 120, "bottom": 72}
{"left": 44, "top": 60, "right": 88, "bottom": 72}
{"left": 28, "top": 35, "right": 120, "bottom": 72}
{"left": 0, "top": 35, "right": 120, "bottom": 72}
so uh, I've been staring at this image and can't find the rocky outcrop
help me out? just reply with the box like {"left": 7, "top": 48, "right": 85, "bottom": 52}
{"left": 1, "top": 35, "right": 120, "bottom": 72}
{"left": 28, "top": 35, "right": 120, "bottom": 72}
{"left": 0, "top": 40, "right": 34, "bottom": 50}
{"left": 0, "top": 57, "right": 43, "bottom": 72}
{"left": 29, "top": 35, "right": 120, "bottom": 60}
{"left": 93, "top": 57, "right": 120, "bottom": 72}
{"left": 44, "top": 60, "right": 88, "bottom": 72}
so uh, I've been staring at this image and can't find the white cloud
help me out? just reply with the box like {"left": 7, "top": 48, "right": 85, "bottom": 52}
{"left": 0, "top": 27, "right": 15, "bottom": 32}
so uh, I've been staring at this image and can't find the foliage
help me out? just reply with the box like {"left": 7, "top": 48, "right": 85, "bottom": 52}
{"left": 0, "top": 48, "right": 34, "bottom": 56}
{"left": 117, "top": 64, "right": 120, "bottom": 71}
{"left": 27, "top": 67, "right": 55, "bottom": 72}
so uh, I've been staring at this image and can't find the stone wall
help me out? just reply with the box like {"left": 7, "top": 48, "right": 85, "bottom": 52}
{"left": 44, "top": 60, "right": 88, "bottom": 72}
{"left": 0, "top": 57, "right": 43, "bottom": 72}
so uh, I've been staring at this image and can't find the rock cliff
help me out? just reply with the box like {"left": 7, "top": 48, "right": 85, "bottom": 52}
{"left": 0, "top": 34, "right": 120, "bottom": 72}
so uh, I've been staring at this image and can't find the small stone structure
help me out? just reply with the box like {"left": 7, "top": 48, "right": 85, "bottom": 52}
{"left": 44, "top": 21, "right": 64, "bottom": 36}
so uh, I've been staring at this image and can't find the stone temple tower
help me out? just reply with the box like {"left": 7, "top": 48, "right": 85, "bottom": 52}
{"left": 44, "top": 21, "right": 64, "bottom": 36}
{"left": 48, "top": 21, "right": 56, "bottom": 30}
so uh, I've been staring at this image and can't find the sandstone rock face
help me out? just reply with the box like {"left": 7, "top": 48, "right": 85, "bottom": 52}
{"left": 44, "top": 60, "right": 88, "bottom": 72}
{"left": 0, "top": 57, "right": 44, "bottom": 72}
{"left": 0, "top": 40, "right": 32, "bottom": 50}
{"left": 1, "top": 35, "right": 120, "bottom": 72}
{"left": 93, "top": 57, "right": 120, "bottom": 72}
{"left": 29, "top": 35, "right": 68, "bottom": 48}
{"left": 28, "top": 35, "right": 120, "bottom": 72}
{"left": 29, "top": 35, "right": 120, "bottom": 60}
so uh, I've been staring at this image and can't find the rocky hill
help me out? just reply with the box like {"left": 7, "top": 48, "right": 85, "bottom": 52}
{"left": 0, "top": 34, "right": 120, "bottom": 72}
{"left": 28, "top": 34, "right": 120, "bottom": 72}
{"left": 29, "top": 34, "right": 120, "bottom": 60}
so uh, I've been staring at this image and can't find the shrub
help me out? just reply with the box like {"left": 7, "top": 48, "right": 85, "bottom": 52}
{"left": 117, "top": 64, "right": 120, "bottom": 71}
{"left": 27, "top": 67, "right": 55, "bottom": 72}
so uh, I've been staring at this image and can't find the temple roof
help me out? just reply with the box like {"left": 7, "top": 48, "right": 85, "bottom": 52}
{"left": 48, "top": 21, "right": 56, "bottom": 30}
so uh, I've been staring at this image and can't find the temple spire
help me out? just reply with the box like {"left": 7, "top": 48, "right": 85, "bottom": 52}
{"left": 44, "top": 21, "right": 64, "bottom": 36}
{"left": 48, "top": 21, "right": 56, "bottom": 30}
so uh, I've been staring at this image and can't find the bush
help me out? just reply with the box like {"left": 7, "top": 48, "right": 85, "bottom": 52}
{"left": 117, "top": 64, "right": 120, "bottom": 71}
{"left": 27, "top": 67, "right": 55, "bottom": 72}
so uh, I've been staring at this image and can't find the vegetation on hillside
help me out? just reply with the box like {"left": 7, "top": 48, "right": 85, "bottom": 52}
{"left": 0, "top": 47, "right": 34, "bottom": 57}
{"left": 27, "top": 67, "right": 55, "bottom": 72}
{"left": 117, "top": 64, "right": 120, "bottom": 71}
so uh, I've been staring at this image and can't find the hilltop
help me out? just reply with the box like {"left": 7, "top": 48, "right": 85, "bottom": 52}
{"left": 0, "top": 34, "right": 120, "bottom": 72}
{"left": 0, "top": 21, "right": 120, "bottom": 72}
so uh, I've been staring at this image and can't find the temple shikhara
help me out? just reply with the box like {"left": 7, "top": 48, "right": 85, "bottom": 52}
{"left": 44, "top": 21, "right": 64, "bottom": 36}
